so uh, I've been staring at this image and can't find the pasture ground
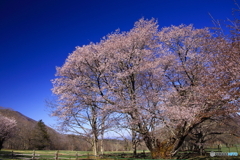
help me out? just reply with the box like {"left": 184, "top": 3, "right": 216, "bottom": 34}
{"left": 0, "top": 147, "right": 240, "bottom": 160}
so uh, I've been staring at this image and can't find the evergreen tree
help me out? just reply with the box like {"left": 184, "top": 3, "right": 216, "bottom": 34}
{"left": 31, "top": 120, "right": 51, "bottom": 150}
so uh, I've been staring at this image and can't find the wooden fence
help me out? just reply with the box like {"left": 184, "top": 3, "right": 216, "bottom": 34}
{"left": 0, "top": 150, "right": 101, "bottom": 160}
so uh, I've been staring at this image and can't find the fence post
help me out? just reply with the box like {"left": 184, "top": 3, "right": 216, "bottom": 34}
{"left": 143, "top": 150, "right": 146, "bottom": 158}
{"left": 55, "top": 150, "right": 59, "bottom": 160}
{"left": 32, "top": 150, "right": 35, "bottom": 159}
{"left": 76, "top": 152, "right": 78, "bottom": 160}
{"left": 11, "top": 150, "right": 14, "bottom": 159}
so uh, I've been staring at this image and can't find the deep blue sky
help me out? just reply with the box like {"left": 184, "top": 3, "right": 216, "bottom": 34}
{"left": 0, "top": 0, "right": 237, "bottom": 127}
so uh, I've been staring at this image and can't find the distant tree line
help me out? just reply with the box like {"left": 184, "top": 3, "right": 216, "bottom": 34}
{"left": 1, "top": 114, "right": 240, "bottom": 153}
{"left": 2, "top": 119, "right": 147, "bottom": 151}
{"left": 0, "top": 108, "right": 147, "bottom": 151}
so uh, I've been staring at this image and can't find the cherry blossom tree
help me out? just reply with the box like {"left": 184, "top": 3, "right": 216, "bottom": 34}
{"left": 151, "top": 24, "right": 239, "bottom": 158}
{"left": 0, "top": 115, "right": 17, "bottom": 150}
{"left": 51, "top": 41, "right": 117, "bottom": 155}
{"left": 96, "top": 20, "right": 231, "bottom": 158}
{"left": 51, "top": 18, "right": 239, "bottom": 159}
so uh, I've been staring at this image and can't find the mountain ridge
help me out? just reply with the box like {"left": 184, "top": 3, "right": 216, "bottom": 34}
{"left": 0, "top": 106, "right": 53, "bottom": 127}
{"left": 0, "top": 106, "right": 37, "bottom": 123}
{"left": 0, "top": 106, "right": 58, "bottom": 132}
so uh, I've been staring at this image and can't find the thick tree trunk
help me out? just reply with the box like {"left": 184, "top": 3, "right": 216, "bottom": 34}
{"left": 143, "top": 135, "right": 174, "bottom": 159}
{"left": 171, "top": 135, "right": 188, "bottom": 157}
{"left": 0, "top": 138, "right": 5, "bottom": 150}
{"left": 143, "top": 132, "right": 187, "bottom": 159}
{"left": 152, "top": 140, "right": 175, "bottom": 159}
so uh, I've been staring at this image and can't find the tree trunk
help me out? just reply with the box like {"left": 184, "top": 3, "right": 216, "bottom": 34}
{"left": 152, "top": 140, "right": 175, "bottom": 159}
{"left": 100, "top": 136, "right": 104, "bottom": 155}
{"left": 0, "top": 138, "right": 4, "bottom": 150}
{"left": 143, "top": 135, "right": 174, "bottom": 159}
{"left": 92, "top": 136, "right": 98, "bottom": 156}
{"left": 132, "top": 130, "right": 137, "bottom": 157}
{"left": 91, "top": 106, "right": 98, "bottom": 156}
{"left": 100, "top": 118, "right": 105, "bottom": 155}
{"left": 142, "top": 132, "right": 188, "bottom": 159}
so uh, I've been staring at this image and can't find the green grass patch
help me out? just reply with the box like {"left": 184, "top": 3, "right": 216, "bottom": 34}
{"left": 0, "top": 149, "right": 94, "bottom": 159}
{"left": 0, "top": 149, "right": 150, "bottom": 160}
{"left": 221, "top": 147, "right": 239, "bottom": 153}
{"left": 205, "top": 146, "right": 240, "bottom": 154}
{"left": 2, "top": 148, "right": 240, "bottom": 160}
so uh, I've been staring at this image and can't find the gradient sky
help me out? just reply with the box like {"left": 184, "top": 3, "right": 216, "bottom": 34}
{"left": 0, "top": 0, "right": 237, "bottom": 127}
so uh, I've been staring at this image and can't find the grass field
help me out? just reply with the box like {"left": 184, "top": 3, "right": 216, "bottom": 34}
{"left": 0, "top": 149, "right": 149, "bottom": 160}
{"left": 1, "top": 148, "right": 240, "bottom": 160}
{"left": 1, "top": 149, "right": 91, "bottom": 155}
{"left": 0, "top": 150, "right": 92, "bottom": 160}
{"left": 204, "top": 146, "right": 240, "bottom": 153}
{"left": 1, "top": 149, "right": 143, "bottom": 154}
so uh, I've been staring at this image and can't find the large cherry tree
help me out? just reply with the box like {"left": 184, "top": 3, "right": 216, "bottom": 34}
{"left": 51, "top": 18, "right": 239, "bottom": 158}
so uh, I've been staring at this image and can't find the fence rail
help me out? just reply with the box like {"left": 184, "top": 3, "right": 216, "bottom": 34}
{"left": 0, "top": 150, "right": 101, "bottom": 160}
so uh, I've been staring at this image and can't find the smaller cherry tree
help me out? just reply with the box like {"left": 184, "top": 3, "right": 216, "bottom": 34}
{"left": 51, "top": 42, "right": 116, "bottom": 155}
{"left": 0, "top": 115, "right": 17, "bottom": 150}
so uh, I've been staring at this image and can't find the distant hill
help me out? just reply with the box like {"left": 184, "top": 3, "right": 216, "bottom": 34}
{"left": 0, "top": 106, "right": 58, "bottom": 131}
{"left": 0, "top": 106, "right": 148, "bottom": 151}
{"left": 0, "top": 107, "right": 95, "bottom": 150}
{"left": 0, "top": 106, "right": 36, "bottom": 123}
{"left": 0, "top": 106, "right": 62, "bottom": 150}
